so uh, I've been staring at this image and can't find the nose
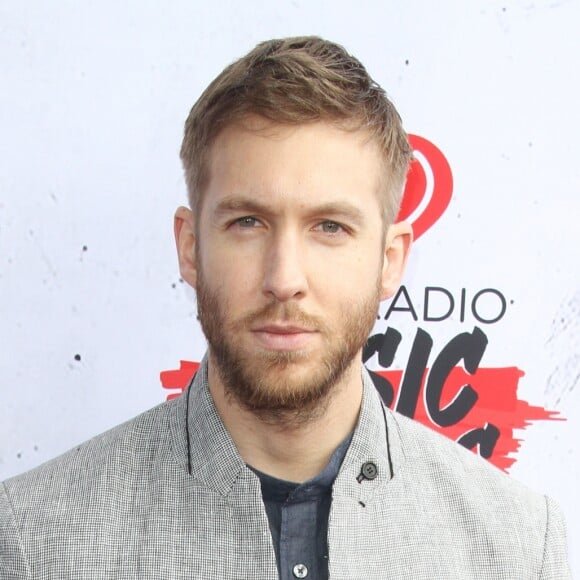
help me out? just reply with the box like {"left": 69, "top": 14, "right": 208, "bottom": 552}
{"left": 262, "top": 231, "right": 308, "bottom": 302}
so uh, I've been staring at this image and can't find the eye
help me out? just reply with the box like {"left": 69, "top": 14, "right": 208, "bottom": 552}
{"left": 317, "top": 221, "right": 343, "bottom": 234}
{"left": 235, "top": 216, "right": 260, "bottom": 228}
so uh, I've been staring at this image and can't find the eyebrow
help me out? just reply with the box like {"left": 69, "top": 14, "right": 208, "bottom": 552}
{"left": 214, "top": 196, "right": 367, "bottom": 226}
{"left": 214, "top": 197, "right": 271, "bottom": 216}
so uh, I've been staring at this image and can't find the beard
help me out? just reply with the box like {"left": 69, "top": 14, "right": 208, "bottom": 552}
{"left": 196, "top": 265, "right": 381, "bottom": 425}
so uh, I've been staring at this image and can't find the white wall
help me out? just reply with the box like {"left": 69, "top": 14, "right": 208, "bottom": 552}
{"left": 1, "top": 0, "right": 578, "bottom": 573}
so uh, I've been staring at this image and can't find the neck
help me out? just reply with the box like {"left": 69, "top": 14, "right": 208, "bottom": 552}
{"left": 207, "top": 357, "right": 363, "bottom": 483}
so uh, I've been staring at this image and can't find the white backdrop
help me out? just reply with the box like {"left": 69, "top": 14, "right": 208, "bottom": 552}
{"left": 1, "top": 0, "right": 578, "bottom": 573}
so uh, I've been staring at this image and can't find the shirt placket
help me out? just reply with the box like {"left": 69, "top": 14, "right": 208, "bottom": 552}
{"left": 280, "top": 490, "right": 320, "bottom": 580}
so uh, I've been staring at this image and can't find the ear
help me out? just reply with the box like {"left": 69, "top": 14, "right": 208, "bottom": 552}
{"left": 380, "top": 221, "right": 413, "bottom": 300}
{"left": 174, "top": 206, "right": 197, "bottom": 289}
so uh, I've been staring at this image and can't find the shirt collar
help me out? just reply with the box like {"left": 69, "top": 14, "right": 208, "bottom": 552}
{"left": 250, "top": 431, "right": 353, "bottom": 502}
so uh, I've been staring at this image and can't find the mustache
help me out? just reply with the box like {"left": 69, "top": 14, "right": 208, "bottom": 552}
{"left": 237, "top": 301, "right": 328, "bottom": 333}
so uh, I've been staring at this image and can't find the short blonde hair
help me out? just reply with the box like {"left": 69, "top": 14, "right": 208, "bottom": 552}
{"left": 180, "top": 36, "right": 412, "bottom": 223}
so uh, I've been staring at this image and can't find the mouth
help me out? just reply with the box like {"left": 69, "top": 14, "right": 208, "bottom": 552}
{"left": 255, "top": 324, "right": 315, "bottom": 334}
{"left": 251, "top": 324, "right": 318, "bottom": 351}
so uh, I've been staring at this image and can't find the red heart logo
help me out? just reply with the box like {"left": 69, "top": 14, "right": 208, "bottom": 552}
{"left": 396, "top": 135, "right": 453, "bottom": 241}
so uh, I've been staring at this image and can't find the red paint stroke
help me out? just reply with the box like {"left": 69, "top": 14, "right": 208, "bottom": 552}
{"left": 397, "top": 135, "right": 453, "bottom": 241}
{"left": 160, "top": 360, "right": 200, "bottom": 400}
{"left": 374, "top": 367, "right": 563, "bottom": 472}
{"left": 160, "top": 361, "right": 562, "bottom": 472}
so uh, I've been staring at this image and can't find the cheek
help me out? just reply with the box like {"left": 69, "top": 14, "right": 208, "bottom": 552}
{"left": 199, "top": 229, "right": 248, "bottom": 275}
{"left": 312, "top": 255, "right": 382, "bottom": 304}
{"left": 202, "top": 248, "right": 263, "bottom": 304}
{"left": 317, "top": 241, "right": 383, "bottom": 279}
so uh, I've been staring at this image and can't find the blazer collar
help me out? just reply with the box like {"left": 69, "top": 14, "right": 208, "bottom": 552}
{"left": 333, "top": 369, "right": 405, "bottom": 505}
{"left": 169, "top": 355, "right": 404, "bottom": 499}
{"left": 169, "top": 355, "right": 247, "bottom": 495}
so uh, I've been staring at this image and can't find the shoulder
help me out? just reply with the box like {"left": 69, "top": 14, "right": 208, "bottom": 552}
{"left": 331, "top": 399, "right": 570, "bottom": 576}
{"left": 2, "top": 397, "right": 180, "bottom": 522}
{"left": 0, "top": 392, "right": 202, "bottom": 577}
{"left": 390, "top": 408, "right": 544, "bottom": 508}
{"left": 387, "top": 409, "right": 570, "bottom": 570}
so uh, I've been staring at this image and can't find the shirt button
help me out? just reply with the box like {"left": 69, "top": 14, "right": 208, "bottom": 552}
{"left": 293, "top": 563, "right": 308, "bottom": 578}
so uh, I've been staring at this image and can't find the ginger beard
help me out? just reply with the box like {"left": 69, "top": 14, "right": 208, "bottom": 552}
{"left": 195, "top": 259, "right": 383, "bottom": 425}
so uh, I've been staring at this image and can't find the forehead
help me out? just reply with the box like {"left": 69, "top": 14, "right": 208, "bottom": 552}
{"left": 202, "top": 119, "right": 385, "bottom": 217}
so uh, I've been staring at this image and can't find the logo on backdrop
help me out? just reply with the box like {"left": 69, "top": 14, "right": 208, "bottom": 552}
{"left": 161, "top": 134, "right": 563, "bottom": 472}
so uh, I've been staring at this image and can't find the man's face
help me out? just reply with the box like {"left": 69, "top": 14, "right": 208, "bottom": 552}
{"left": 177, "top": 119, "right": 408, "bottom": 422}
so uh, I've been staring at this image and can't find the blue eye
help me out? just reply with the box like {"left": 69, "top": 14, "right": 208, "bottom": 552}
{"left": 319, "top": 221, "right": 342, "bottom": 234}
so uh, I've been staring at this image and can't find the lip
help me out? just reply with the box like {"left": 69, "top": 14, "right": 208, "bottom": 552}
{"left": 252, "top": 324, "right": 317, "bottom": 351}
{"left": 255, "top": 325, "right": 314, "bottom": 334}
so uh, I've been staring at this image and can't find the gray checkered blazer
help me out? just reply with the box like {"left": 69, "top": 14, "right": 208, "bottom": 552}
{"left": 0, "top": 359, "right": 571, "bottom": 579}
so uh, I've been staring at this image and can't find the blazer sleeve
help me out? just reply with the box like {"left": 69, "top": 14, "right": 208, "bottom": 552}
{"left": 0, "top": 482, "right": 30, "bottom": 580}
{"left": 540, "top": 495, "right": 572, "bottom": 579}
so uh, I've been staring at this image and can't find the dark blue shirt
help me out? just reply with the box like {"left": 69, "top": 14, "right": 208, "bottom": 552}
{"left": 250, "top": 434, "right": 352, "bottom": 580}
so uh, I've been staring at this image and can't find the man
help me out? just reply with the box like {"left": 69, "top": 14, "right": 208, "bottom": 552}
{"left": 0, "top": 37, "right": 570, "bottom": 579}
